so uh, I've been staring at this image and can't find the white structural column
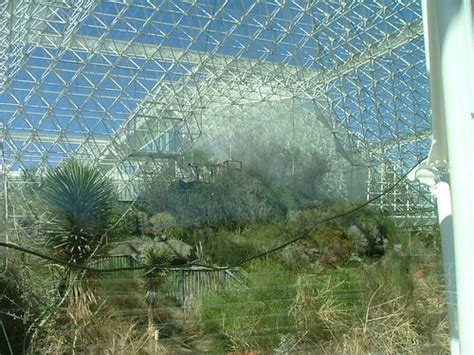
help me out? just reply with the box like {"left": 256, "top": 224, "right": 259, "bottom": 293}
{"left": 421, "top": 0, "right": 474, "bottom": 353}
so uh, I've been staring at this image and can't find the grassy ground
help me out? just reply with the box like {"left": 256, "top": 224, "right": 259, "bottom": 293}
{"left": 9, "top": 204, "right": 449, "bottom": 353}
{"left": 192, "top": 248, "right": 448, "bottom": 353}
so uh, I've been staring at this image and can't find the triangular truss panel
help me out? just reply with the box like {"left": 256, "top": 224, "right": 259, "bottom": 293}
{"left": 0, "top": 0, "right": 435, "bottom": 225}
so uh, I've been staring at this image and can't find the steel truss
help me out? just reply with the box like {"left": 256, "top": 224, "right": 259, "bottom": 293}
{"left": 0, "top": 0, "right": 435, "bottom": 225}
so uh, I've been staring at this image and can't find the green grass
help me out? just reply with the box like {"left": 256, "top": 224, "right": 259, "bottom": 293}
{"left": 195, "top": 260, "right": 365, "bottom": 352}
{"left": 193, "top": 241, "right": 448, "bottom": 353}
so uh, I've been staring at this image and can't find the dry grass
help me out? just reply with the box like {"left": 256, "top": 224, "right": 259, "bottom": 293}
{"left": 31, "top": 310, "right": 171, "bottom": 354}
{"left": 321, "top": 256, "right": 449, "bottom": 354}
{"left": 192, "top": 248, "right": 449, "bottom": 354}
{"left": 289, "top": 275, "right": 351, "bottom": 343}
{"left": 325, "top": 296, "right": 448, "bottom": 354}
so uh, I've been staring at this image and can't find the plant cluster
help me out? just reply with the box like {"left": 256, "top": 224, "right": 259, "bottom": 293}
{"left": 2, "top": 159, "right": 448, "bottom": 353}
{"left": 143, "top": 170, "right": 289, "bottom": 227}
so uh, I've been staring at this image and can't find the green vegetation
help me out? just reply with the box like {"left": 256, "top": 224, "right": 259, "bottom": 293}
{"left": 0, "top": 257, "right": 33, "bottom": 354}
{"left": 142, "top": 247, "right": 173, "bottom": 329}
{"left": 142, "top": 142, "right": 330, "bottom": 227}
{"left": 41, "top": 160, "right": 115, "bottom": 321}
{"left": 194, "top": 248, "right": 447, "bottom": 353}
{"left": 0, "top": 159, "right": 448, "bottom": 353}
{"left": 143, "top": 170, "right": 290, "bottom": 227}
{"left": 41, "top": 160, "right": 114, "bottom": 264}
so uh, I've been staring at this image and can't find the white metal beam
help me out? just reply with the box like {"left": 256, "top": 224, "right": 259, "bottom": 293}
{"left": 82, "top": 20, "right": 424, "bottom": 161}
{"left": 5, "top": 130, "right": 110, "bottom": 145}
{"left": 27, "top": 19, "right": 423, "bottom": 90}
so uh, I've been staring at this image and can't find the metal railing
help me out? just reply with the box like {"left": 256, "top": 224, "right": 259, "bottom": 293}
{"left": 91, "top": 255, "right": 235, "bottom": 304}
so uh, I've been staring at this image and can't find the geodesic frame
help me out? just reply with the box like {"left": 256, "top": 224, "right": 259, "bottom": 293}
{"left": 0, "top": 0, "right": 435, "bottom": 225}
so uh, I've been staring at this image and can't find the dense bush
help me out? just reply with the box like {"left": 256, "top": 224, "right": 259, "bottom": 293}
{"left": 165, "top": 202, "right": 397, "bottom": 268}
{"left": 143, "top": 171, "right": 289, "bottom": 227}
{"left": 6, "top": 158, "right": 447, "bottom": 354}
{"left": 294, "top": 201, "right": 395, "bottom": 261}
{"left": 239, "top": 146, "right": 330, "bottom": 204}
{"left": 143, "top": 139, "right": 331, "bottom": 226}
{"left": 0, "top": 259, "right": 34, "bottom": 354}
{"left": 109, "top": 202, "right": 141, "bottom": 240}
{"left": 185, "top": 221, "right": 289, "bottom": 266}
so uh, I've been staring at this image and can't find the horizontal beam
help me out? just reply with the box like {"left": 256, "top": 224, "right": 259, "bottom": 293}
{"left": 310, "top": 19, "right": 424, "bottom": 89}
{"left": 371, "top": 128, "right": 432, "bottom": 151}
{"left": 28, "top": 31, "right": 312, "bottom": 77}
{"left": 5, "top": 130, "right": 110, "bottom": 145}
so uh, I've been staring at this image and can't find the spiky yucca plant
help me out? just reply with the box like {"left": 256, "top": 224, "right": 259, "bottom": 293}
{"left": 41, "top": 160, "right": 114, "bottom": 320}
{"left": 142, "top": 247, "right": 173, "bottom": 329}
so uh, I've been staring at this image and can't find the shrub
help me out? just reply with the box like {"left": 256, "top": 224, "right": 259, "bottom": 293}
{"left": 143, "top": 171, "right": 289, "bottom": 227}
{"left": 326, "top": 247, "right": 448, "bottom": 354}
{"left": 109, "top": 203, "right": 140, "bottom": 240}
{"left": 142, "top": 247, "right": 174, "bottom": 329}
{"left": 0, "top": 259, "right": 34, "bottom": 353}
{"left": 194, "top": 238, "right": 448, "bottom": 353}
{"left": 311, "top": 223, "right": 354, "bottom": 266}
{"left": 184, "top": 221, "right": 289, "bottom": 266}
{"left": 195, "top": 261, "right": 364, "bottom": 352}
{"left": 149, "top": 212, "right": 177, "bottom": 231}
{"left": 293, "top": 202, "right": 395, "bottom": 260}
{"left": 288, "top": 269, "right": 361, "bottom": 346}
{"left": 41, "top": 160, "right": 114, "bottom": 264}
{"left": 41, "top": 160, "right": 114, "bottom": 321}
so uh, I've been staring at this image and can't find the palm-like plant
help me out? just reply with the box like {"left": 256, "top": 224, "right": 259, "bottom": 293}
{"left": 142, "top": 247, "right": 173, "bottom": 330}
{"left": 41, "top": 160, "right": 114, "bottom": 320}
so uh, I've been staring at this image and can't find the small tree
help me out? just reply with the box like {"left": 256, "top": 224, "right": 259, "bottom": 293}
{"left": 41, "top": 160, "right": 114, "bottom": 320}
{"left": 142, "top": 247, "right": 173, "bottom": 330}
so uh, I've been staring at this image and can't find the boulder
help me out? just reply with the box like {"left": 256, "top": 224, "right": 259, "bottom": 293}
{"left": 163, "top": 238, "right": 193, "bottom": 261}
{"left": 108, "top": 237, "right": 193, "bottom": 263}
{"left": 138, "top": 238, "right": 193, "bottom": 262}
{"left": 109, "top": 243, "right": 140, "bottom": 259}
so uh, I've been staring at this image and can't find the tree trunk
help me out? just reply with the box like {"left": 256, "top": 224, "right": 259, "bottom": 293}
{"left": 148, "top": 304, "right": 155, "bottom": 330}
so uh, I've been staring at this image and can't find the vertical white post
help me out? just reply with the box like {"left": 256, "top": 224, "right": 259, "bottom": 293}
{"left": 434, "top": 182, "right": 459, "bottom": 354}
{"left": 422, "top": 0, "right": 474, "bottom": 353}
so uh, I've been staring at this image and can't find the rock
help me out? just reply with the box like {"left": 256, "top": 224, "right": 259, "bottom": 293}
{"left": 138, "top": 238, "right": 193, "bottom": 262}
{"left": 108, "top": 237, "right": 193, "bottom": 263}
{"left": 393, "top": 244, "right": 402, "bottom": 253}
{"left": 154, "top": 234, "right": 167, "bottom": 242}
{"left": 165, "top": 239, "right": 193, "bottom": 261}
{"left": 108, "top": 243, "right": 141, "bottom": 259}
